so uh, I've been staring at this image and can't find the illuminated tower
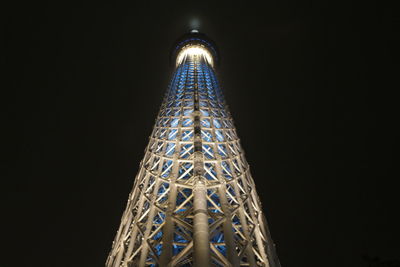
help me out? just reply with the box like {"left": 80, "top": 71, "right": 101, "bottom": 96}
{"left": 106, "top": 30, "right": 281, "bottom": 267}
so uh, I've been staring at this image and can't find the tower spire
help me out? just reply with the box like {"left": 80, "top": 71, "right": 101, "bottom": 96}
{"left": 106, "top": 31, "right": 281, "bottom": 267}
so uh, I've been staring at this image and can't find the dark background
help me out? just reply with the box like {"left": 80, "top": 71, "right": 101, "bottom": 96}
{"left": 3, "top": 1, "right": 398, "bottom": 267}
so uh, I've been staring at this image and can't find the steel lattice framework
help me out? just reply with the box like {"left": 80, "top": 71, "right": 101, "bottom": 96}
{"left": 106, "top": 32, "right": 280, "bottom": 267}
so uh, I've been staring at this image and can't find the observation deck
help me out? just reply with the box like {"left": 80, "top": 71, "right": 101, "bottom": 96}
{"left": 171, "top": 30, "right": 219, "bottom": 67}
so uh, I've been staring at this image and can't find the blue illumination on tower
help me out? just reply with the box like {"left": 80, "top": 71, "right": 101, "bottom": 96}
{"left": 106, "top": 30, "right": 281, "bottom": 267}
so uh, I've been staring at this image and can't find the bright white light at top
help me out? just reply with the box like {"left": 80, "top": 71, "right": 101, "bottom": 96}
{"left": 176, "top": 45, "right": 214, "bottom": 67}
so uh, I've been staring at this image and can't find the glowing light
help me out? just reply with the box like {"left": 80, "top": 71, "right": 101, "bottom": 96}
{"left": 190, "top": 18, "right": 200, "bottom": 30}
{"left": 176, "top": 45, "right": 213, "bottom": 66}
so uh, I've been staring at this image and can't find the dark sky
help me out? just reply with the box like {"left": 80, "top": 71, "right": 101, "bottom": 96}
{"left": 3, "top": 1, "right": 398, "bottom": 267}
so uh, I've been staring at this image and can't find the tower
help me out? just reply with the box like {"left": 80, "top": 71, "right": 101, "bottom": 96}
{"left": 106, "top": 31, "right": 281, "bottom": 267}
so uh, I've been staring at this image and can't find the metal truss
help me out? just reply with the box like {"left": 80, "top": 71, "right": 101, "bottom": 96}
{"left": 106, "top": 51, "right": 281, "bottom": 267}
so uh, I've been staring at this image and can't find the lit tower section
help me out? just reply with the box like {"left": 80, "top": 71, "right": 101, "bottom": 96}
{"left": 106, "top": 30, "right": 281, "bottom": 267}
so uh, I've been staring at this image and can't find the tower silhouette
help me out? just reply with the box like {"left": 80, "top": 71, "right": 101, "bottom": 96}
{"left": 106, "top": 31, "right": 281, "bottom": 267}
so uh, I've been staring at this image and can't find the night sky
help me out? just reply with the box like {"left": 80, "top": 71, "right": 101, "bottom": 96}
{"left": 4, "top": 1, "right": 398, "bottom": 267}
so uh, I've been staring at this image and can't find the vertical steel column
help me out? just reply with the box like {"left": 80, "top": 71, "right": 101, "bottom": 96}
{"left": 217, "top": 184, "right": 240, "bottom": 267}
{"left": 158, "top": 183, "right": 178, "bottom": 266}
{"left": 193, "top": 179, "right": 210, "bottom": 266}
{"left": 158, "top": 155, "right": 180, "bottom": 265}
{"left": 192, "top": 55, "right": 211, "bottom": 266}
